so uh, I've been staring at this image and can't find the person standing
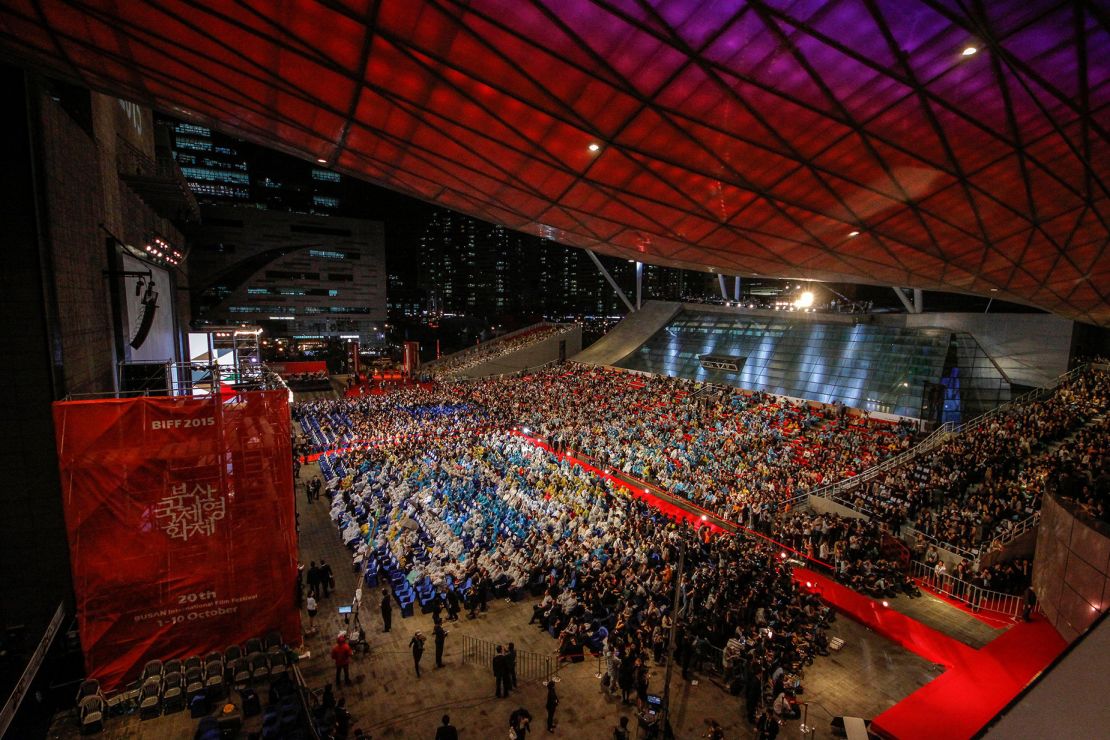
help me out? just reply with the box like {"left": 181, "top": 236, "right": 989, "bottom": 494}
{"left": 493, "top": 645, "right": 508, "bottom": 698}
{"left": 433, "top": 618, "right": 448, "bottom": 668}
{"left": 330, "top": 633, "right": 353, "bottom": 687}
{"left": 507, "top": 642, "right": 518, "bottom": 689}
{"left": 305, "top": 594, "right": 318, "bottom": 634}
{"left": 319, "top": 559, "right": 334, "bottom": 599}
{"left": 435, "top": 714, "right": 459, "bottom": 740}
{"left": 308, "top": 561, "right": 321, "bottom": 600}
{"left": 446, "top": 588, "right": 461, "bottom": 621}
{"left": 380, "top": 588, "right": 393, "bottom": 633}
{"left": 545, "top": 681, "right": 559, "bottom": 733}
{"left": 409, "top": 631, "right": 426, "bottom": 678}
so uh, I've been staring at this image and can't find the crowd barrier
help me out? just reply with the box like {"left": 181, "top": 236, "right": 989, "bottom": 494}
{"left": 909, "top": 561, "right": 1024, "bottom": 619}
{"left": 459, "top": 635, "right": 554, "bottom": 683}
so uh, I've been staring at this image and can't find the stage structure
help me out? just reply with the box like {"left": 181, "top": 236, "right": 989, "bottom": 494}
{"left": 52, "top": 390, "right": 300, "bottom": 689}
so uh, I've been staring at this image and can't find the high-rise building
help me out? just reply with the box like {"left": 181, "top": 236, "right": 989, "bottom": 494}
{"left": 163, "top": 118, "right": 346, "bottom": 214}
{"left": 415, "top": 208, "right": 713, "bottom": 319}
{"left": 188, "top": 206, "right": 386, "bottom": 341}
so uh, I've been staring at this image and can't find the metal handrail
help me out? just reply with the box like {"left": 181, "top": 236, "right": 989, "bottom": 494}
{"left": 902, "top": 526, "right": 981, "bottom": 562}
{"left": 908, "top": 560, "right": 1024, "bottom": 619}
{"left": 806, "top": 364, "right": 1100, "bottom": 516}
{"left": 955, "top": 362, "right": 1092, "bottom": 433}
{"left": 984, "top": 511, "right": 1042, "bottom": 552}
{"left": 803, "top": 421, "right": 955, "bottom": 507}
{"left": 425, "top": 323, "right": 576, "bottom": 372}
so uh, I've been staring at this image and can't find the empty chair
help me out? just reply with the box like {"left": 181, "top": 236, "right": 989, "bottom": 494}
{"left": 244, "top": 637, "right": 264, "bottom": 656}
{"left": 268, "top": 651, "right": 288, "bottom": 680}
{"left": 162, "top": 671, "right": 185, "bottom": 713}
{"left": 78, "top": 694, "right": 105, "bottom": 734}
{"left": 205, "top": 651, "right": 224, "bottom": 668}
{"left": 264, "top": 631, "right": 283, "bottom": 653}
{"left": 185, "top": 666, "right": 205, "bottom": 700}
{"left": 249, "top": 652, "right": 270, "bottom": 682}
{"left": 204, "top": 659, "right": 226, "bottom": 699}
{"left": 230, "top": 657, "right": 251, "bottom": 686}
{"left": 163, "top": 658, "right": 183, "bottom": 677}
{"left": 140, "top": 659, "right": 163, "bottom": 683}
{"left": 75, "top": 678, "right": 100, "bottom": 704}
{"left": 138, "top": 677, "right": 162, "bottom": 719}
{"left": 183, "top": 655, "right": 203, "bottom": 674}
{"left": 224, "top": 645, "right": 242, "bottom": 664}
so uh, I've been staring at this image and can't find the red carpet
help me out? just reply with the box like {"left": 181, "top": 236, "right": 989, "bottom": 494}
{"left": 514, "top": 432, "right": 725, "bottom": 533}
{"left": 796, "top": 568, "right": 1066, "bottom": 739}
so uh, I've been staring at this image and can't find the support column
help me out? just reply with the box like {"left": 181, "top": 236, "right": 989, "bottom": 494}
{"left": 585, "top": 249, "right": 635, "bottom": 312}
{"left": 892, "top": 287, "right": 922, "bottom": 314}
{"left": 718, "top": 273, "right": 728, "bottom": 300}
{"left": 913, "top": 288, "right": 923, "bottom": 313}
{"left": 733, "top": 276, "right": 741, "bottom": 302}
{"left": 635, "top": 261, "right": 643, "bottom": 310}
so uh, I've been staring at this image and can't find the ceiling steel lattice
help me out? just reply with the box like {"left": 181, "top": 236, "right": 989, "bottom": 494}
{"left": 1, "top": 0, "right": 1107, "bottom": 323}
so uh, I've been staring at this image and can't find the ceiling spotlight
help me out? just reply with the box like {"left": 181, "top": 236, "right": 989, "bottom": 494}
{"left": 588, "top": 143, "right": 601, "bottom": 152}
{"left": 793, "top": 290, "right": 815, "bottom": 309}
{"left": 962, "top": 46, "right": 978, "bottom": 56}
{"left": 848, "top": 230, "right": 860, "bottom": 237}
{"left": 316, "top": 158, "right": 327, "bottom": 163}
{"left": 990, "top": 288, "right": 998, "bottom": 292}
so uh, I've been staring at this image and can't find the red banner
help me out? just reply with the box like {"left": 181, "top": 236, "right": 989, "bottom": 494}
{"left": 53, "top": 391, "right": 300, "bottom": 689}
{"left": 269, "top": 361, "right": 327, "bottom": 376}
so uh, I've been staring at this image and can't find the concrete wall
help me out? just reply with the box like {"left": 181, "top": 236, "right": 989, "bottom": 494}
{"left": 1033, "top": 494, "right": 1110, "bottom": 643}
{"left": 902, "top": 312, "right": 1073, "bottom": 387}
{"left": 572, "top": 301, "right": 680, "bottom": 366}
{"left": 460, "top": 326, "right": 582, "bottom": 378}
{"left": 806, "top": 495, "right": 870, "bottom": 521}
{"left": 38, "top": 87, "right": 186, "bottom": 395}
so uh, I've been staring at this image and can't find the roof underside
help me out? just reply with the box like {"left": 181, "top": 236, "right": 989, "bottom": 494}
{"left": 1, "top": 0, "right": 1107, "bottom": 324}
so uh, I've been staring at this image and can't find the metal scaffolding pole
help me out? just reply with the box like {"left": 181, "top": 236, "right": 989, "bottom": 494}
{"left": 585, "top": 249, "right": 635, "bottom": 312}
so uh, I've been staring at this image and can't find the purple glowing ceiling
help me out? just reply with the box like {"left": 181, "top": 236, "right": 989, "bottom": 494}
{"left": 1, "top": 1, "right": 1107, "bottom": 323}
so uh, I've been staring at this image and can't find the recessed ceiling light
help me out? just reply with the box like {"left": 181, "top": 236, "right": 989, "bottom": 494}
{"left": 588, "top": 143, "right": 601, "bottom": 152}
{"left": 990, "top": 288, "right": 998, "bottom": 292}
{"left": 316, "top": 158, "right": 327, "bottom": 163}
{"left": 962, "top": 46, "right": 978, "bottom": 56}
{"left": 848, "top": 230, "right": 860, "bottom": 237}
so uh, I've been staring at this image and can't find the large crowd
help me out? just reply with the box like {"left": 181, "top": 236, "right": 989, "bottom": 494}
{"left": 294, "top": 361, "right": 1110, "bottom": 606}
{"left": 318, "top": 429, "right": 830, "bottom": 730}
{"left": 842, "top": 367, "right": 1110, "bottom": 552}
{"left": 448, "top": 366, "right": 916, "bottom": 520}
{"left": 292, "top": 359, "right": 1110, "bottom": 736}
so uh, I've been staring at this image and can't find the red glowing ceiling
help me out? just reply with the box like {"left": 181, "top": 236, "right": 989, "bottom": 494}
{"left": 1, "top": 1, "right": 1107, "bottom": 323}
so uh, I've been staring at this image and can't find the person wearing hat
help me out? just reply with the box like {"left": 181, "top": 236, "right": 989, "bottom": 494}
{"left": 331, "top": 632, "right": 353, "bottom": 687}
{"left": 409, "top": 631, "right": 426, "bottom": 677}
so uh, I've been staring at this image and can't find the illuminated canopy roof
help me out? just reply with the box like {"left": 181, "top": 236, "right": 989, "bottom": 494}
{"left": 2, "top": 1, "right": 1107, "bottom": 323}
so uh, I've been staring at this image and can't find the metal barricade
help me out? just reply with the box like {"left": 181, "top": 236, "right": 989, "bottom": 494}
{"left": 460, "top": 635, "right": 553, "bottom": 683}
{"left": 909, "top": 561, "right": 1024, "bottom": 619}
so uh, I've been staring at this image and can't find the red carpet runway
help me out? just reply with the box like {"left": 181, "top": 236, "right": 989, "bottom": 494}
{"left": 514, "top": 432, "right": 725, "bottom": 533}
{"left": 796, "top": 568, "right": 1066, "bottom": 739}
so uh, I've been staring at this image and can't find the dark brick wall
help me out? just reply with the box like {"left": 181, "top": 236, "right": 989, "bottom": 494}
{"left": 0, "top": 66, "right": 73, "bottom": 709}
{"left": 0, "top": 69, "right": 192, "bottom": 716}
